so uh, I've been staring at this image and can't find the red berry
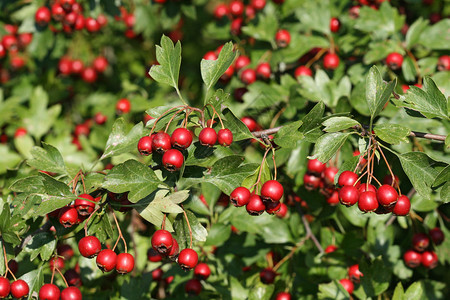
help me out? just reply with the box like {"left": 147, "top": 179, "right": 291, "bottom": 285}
{"left": 199, "top": 127, "right": 217, "bottom": 147}
{"left": 303, "top": 173, "right": 322, "bottom": 190}
{"left": 61, "top": 287, "right": 82, "bottom": 300}
{"left": 429, "top": 227, "right": 444, "bottom": 245}
{"left": 386, "top": 52, "right": 403, "bottom": 70}
{"left": 358, "top": 191, "right": 378, "bottom": 212}
{"left": 93, "top": 56, "right": 108, "bottom": 73}
{"left": 39, "top": 283, "right": 60, "bottom": 300}
{"left": 162, "top": 149, "right": 184, "bottom": 172}
{"left": 74, "top": 193, "right": 95, "bottom": 216}
{"left": 393, "top": 195, "right": 410, "bottom": 216}
{"left": 97, "top": 14, "right": 108, "bottom": 27}
{"left": 2, "top": 35, "right": 18, "bottom": 51}
{"left": 94, "top": 112, "right": 107, "bottom": 125}
{"left": 339, "top": 186, "right": 359, "bottom": 206}
{"left": 412, "top": 233, "right": 430, "bottom": 252}
{"left": 229, "top": 1, "right": 245, "bottom": 16}
{"left": 275, "top": 29, "right": 291, "bottom": 47}
{"left": 71, "top": 59, "right": 84, "bottom": 74}
{"left": 260, "top": 268, "right": 277, "bottom": 284}
{"left": 171, "top": 128, "right": 193, "bottom": 149}
{"left": 96, "top": 249, "right": 117, "bottom": 272}
{"left": 339, "top": 278, "right": 354, "bottom": 294}
{"left": 240, "top": 116, "right": 258, "bottom": 132}
{"left": 78, "top": 236, "right": 101, "bottom": 258}
{"left": 60, "top": 0, "right": 75, "bottom": 11}
{"left": 421, "top": 251, "right": 438, "bottom": 269}
{"left": 58, "top": 206, "right": 78, "bottom": 228}
{"left": 218, "top": 129, "right": 233, "bottom": 146}
{"left": 358, "top": 183, "right": 377, "bottom": 194}
{"left": 338, "top": 171, "right": 359, "bottom": 186}
{"left": 147, "top": 248, "right": 163, "bottom": 262}
{"left": 265, "top": 201, "right": 282, "bottom": 214}
{"left": 10, "top": 280, "right": 29, "bottom": 299}
{"left": 246, "top": 194, "right": 266, "bottom": 216}
{"left": 63, "top": 269, "right": 81, "bottom": 287}
{"left": 7, "top": 260, "right": 18, "bottom": 275}
{"left": 377, "top": 185, "right": 398, "bottom": 207}
{"left": 349, "top": 5, "right": 360, "bottom": 18}
{"left": 325, "top": 245, "right": 338, "bottom": 253}
{"left": 275, "top": 292, "right": 291, "bottom": 300}
{"left": 194, "top": 263, "right": 211, "bottom": 280}
{"left": 214, "top": 4, "right": 229, "bottom": 19}
{"left": 35, "top": 7, "right": 51, "bottom": 26}
{"left": 326, "top": 190, "right": 340, "bottom": 206}
{"left": 295, "top": 66, "right": 313, "bottom": 77}
{"left": 74, "top": 124, "right": 90, "bottom": 137}
{"left": 235, "top": 56, "right": 251, "bottom": 71}
{"left": 64, "top": 12, "right": 77, "bottom": 26}
{"left": 14, "top": 127, "right": 27, "bottom": 138}
{"left": 348, "top": 264, "right": 363, "bottom": 284}
{"left": 74, "top": 15, "right": 85, "bottom": 30}
{"left": 261, "top": 180, "right": 284, "bottom": 202}
{"left": 250, "top": 0, "right": 266, "bottom": 10}
{"left": 51, "top": 3, "right": 65, "bottom": 21}
{"left": 168, "top": 238, "right": 179, "bottom": 258}
{"left": 203, "top": 51, "right": 217, "bottom": 61}
{"left": 0, "top": 277, "right": 10, "bottom": 298}
{"left": 276, "top": 203, "right": 288, "bottom": 218}
{"left": 152, "top": 132, "right": 172, "bottom": 152}
{"left": 138, "top": 136, "right": 153, "bottom": 156}
{"left": 382, "top": 175, "right": 400, "bottom": 189}
{"left": 49, "top": 256, "right": 65, "bottom": 271}
{"left": 230, "top": 187, "right": 251, "bottom": 207}
{"left": 185, "top": 278, "right": 202, "bottom": 295}
{"left": 256, "top": 62, "right": 271, "bottom": 80}
{"left": 152, "top": 268, "right": 163, "bottom": 281}
{"left": 18, "top": 33, "right": 33, "bottom": 48}
{"left": 85, "top": 17, "right": 100, "bottom": 32}
{"left": 221, "top": 65, "right": 235, "bottom": 81}
{"left": 116, "top": 98, "right": 131, "bottom": 114}
{"left": 437, "top": 55, "right": 450, "bottom": 71}
{"left": 322, "top": 167, "right": 339, "bottom": 186}
{"left": 240, "top": 68, "right": 257, "bottom": 85}
{"left": 323, "top": 53, "right": 340, "bottom": 69}
{"left": 151, "top": 230, "right": 173, "bottom": 254}
{"left": 353, "top": 150, "right": 368, "bottom": 166}
{"left": 116, "top": 253, "right": 135, "bottom": 274}
{"left": 330, "top": 17, "right": 340, "bottom": 32}
{"left": 178, "top": 248, "right": 198, "bottom": 270}
{"left": 403, "top": 249, "right": 422, "bottom": 268}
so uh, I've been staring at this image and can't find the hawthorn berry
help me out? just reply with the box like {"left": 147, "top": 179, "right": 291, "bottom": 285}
{"left": 96, "top": 249, "right": 117, "bottom": 272}
{"left": 162, "top": 149, "right": 184, "bottom": 172}
{"left": 261, "top": 180, "right": 284, "bottom": 202}
{"left": 152, "top": 268, "right": 164, "bottom": 281}
{"left": 138, "top": 136, "right": 153, "bottom": 155}
{"left": 151, "top": 230, "right": 173, "bottom": 254}
{"left": 116, "top": 98, "right": 131, "bottom": 114}
{"left": 214, "top": 4, "right": 229, "bottom": 19}
{"left": 199, "top": 127, "right": 217, "bottom": 147}
{"left": 194, "top": 263, "right": 211, "bottom": 280}
{"left": 203, "top": 51, "right": 217, "bottom": 61}
{"left": 421, "top": 251, "right": 438, "bottom": 269}
{"left": 74, "top": 15, "right": 85, "bottom": 30}
{"left": 64, "top": 269, "right": 81, "bottom": 287}
{"left": 0, "top": 277, "right": 10, "bottom": 298}
{"left": 303, "top": 173, "right": 322, "bottom": 190}
{"left": 10, "top": 280, "right": 29, "bottom": 299}
{"left": 58, "top": 206, "right": 78, "bottom": 228}
{"left": 386, "top": 52, "right": 403, "bottom": 70}
{"left": 392, "top": 195, "right": 410, "bottom": 216}
{"left": 35, "top": 7, "right": 51, "bottom": 26}
{"left": 246, "top": 194, "right": 266, "bottom": 216}
{"left": 260, "top": 268, "right": 277, "bottom": 284}
{"left": 265, "top": 201, "right": 282, "bottom": 214}
{"left": 338, "top": 171, "right": 359, "bottom": 187}
{"left": 74, "top": 193, "right": 95, "bottom": 216}
{"left": 171, "top": 128, "right": 193, "bottom": 149}
{"left": 429, "top": 227, "right": 444, "bottom": 245}
{"left": 152, "top": 132, "right": 172, "bottom": 152}
{"left": 51, "top": 4, "right": 65, "bottom": 21}
{"left": 7, "top": 260, "right": 18, "bottom": 275}
{"left": 358, "top": 183, "right": 377, "bottom": 193}
{"left": 326, "top": 190, "right": 340, "bottom": 206}
{"left": 185, "top": 278, "right": 202, "bottom": 295}
{"left": 168, "top": 238, "right": 180, "bottom": 258}
{"left": 230, "top": 186, "right": 251, "bottom": 207}
{"left": 437, "top": 55, "right": 450, "bottom": 71}
{"left": 250, "top": 0, "right": 266, "bottom": 10}
{"left": 358, "top": 191, "right": 379, "bottom": 212}
{"left": 116, "top": 253, "right": 135, "bottom": 274}
{"left": 307, "top": 159, "right": 326, "bottom": 175}
{"left": 235, "top": 55, "right": 251, "bottom": 71}
{"left": 147, "top": 248, "right": 163, "bottom": 262}
{"left": 382, "top": 175, "right": 400, "bottom": 189}
{"left": 240, "top": 68, "right": 257, "bottom": 85}
{"left": 348, "top": 264, "right": 363, "bottom": 284}
{"left": 178, "top": 248, "right": 199, "bottom": 270}
{"left": 377, "top": 185, "right": 398, "bottom": 207}
{"left": 93, "top": 56, "right": 108, "bottom": 73}
{"left": 78, "top": 236, "right": 102, "bottom": 258}
{"left": 14, "top": 127, "right": 28, "bottom": 138}
{"left": 403, "top": 249, "right": 422, "bottom": 268}
{"left": 325, "top": 245, "right": 338, "bottom": 253}
{"left": 275, "top": 292, "right": 291, "bottom": 300}
{"left": 49, "top": 257, "right": 65, "bottom": 271}
{"left": 276, "top": 203, "right": 288, "bottom": 218}
{"left": 61, "top": 287, "right": 82, "bottom": 300}
{"left": 71, "top": 59, "right": 84, "bottom": 74}
{"left": 218, "top": 129, "right": 233, "bottom": 146}
{"left": 412, "top": 233, "right": 430, "bottom": 252}
{"left": 229, "top": 1, "right": 245, "bottom": 16}
{"left": 339, "top": 278, "right": 354, "bottom": 294}
{"left": 230, "top": 17, "right": 243, "bottom": 35}
{"left": 256, "top": 62, "right": 271, "bottom": 80}
{"left": 39, "top": 283, "right": 60, "bottom": 300}
{"left": 323, "top": 53, "right": 340, "bottom": 69}
{"left": 85, "top": 17, "right": 100, "bottom": 32}
{"left": 294, "top": 66, "right": 313, "bottom": 77}
{"left": 330, "top": 17, "right": 340, "bottom": 32}
{"left": 275, "top": 29, "right": 291, "bottom": 48}
{"left": 339, "top": 186, "right": 359, "bottom": 206}
{"left": 323, "top": 167, "right": 339, "bottom": 185}
{"left": 240, "top": 116, "right": 258, "bottom": 132}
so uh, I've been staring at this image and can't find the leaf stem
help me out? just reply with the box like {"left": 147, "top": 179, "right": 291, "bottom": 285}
{"left": 111, "top": 207, "right": 127, "bottom": 253}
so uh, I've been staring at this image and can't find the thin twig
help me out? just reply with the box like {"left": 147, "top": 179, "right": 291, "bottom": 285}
{"left": 181, "top": 205, "right": 193, "bottom": 249}
{"left": 273, "top": 236, "right": 309, "bottom": 272}
{"left": 297, "top": 205, "right": 324, "bottom": 254}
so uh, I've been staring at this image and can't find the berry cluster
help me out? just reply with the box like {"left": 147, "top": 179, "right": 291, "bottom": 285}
{"left": 58, "top": 55, "right": 108, "bottom": 83}
{"left": 50, "top": 193, "right": 100, "bottom": 228}
{"left": 0, "top": 278, "right": 29, "bottom": 299}
{"left": 403, "top": 228, "right": 444, "bottom": 269}
{"left": 184, "top": 262, "right": 211, "bottom": 296}
{"left": 338, "top": 264, "right": 363, "bottom": 295}
{"left": 303, "top": 158, "right": 340, "bottom": 205}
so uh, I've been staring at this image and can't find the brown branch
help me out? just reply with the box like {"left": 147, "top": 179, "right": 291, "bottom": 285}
{"left": 297, "top": 205, "right": 324, "bottom": 254}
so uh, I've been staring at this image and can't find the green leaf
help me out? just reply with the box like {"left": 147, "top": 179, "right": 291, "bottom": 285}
{"left": 242, "top": 13, "right": 278, "bottom": 43}
{"left": 24, "top": 232, "right": 56, "bottom": 261}
{"left": 243, "top": 81, "right": 288, "bottom": 109}
{"left": 295, "top": 0, "right": 331, "bottom": 35}
{"left": 201, "top": 42, "right": 237, "bottom": 91}
{"left": 365, "top": 66, "right": 397, "bottom": 120}
{"left": 401, "top": 56, "right": 417, "bottom": 83}
{"left": 102, "top": 160, "right": 162, "bottom": 203}
{"left": 149, "top": 35, "right": 182, "bottom": 89}
{"left": 101, "top": 119, "right": 145, "bottom": 160}
{"left": 300, "top": 101, "right": 325, "bottom": 139}
{"left": 418, "top": 19, "right": 450, "bottom": 50}
{"left": 0, "top": 205, "right": 11, "bottom": 232}
{"left": 405, "top": 18, "right": 429, "bottom": 49}
{"left": 35, "top": 174, "right": 76, "bottom": 216}
{"left": 174, "top": 210, "right": 207, "bottom": 249}
{"left": 374, "top": 124, "right": 411, "bottom": 144}
{"left": 230, "top": 277, "right": 249, "bottom": 300}
{"left": 10, "top": 176, "right": 44, "bottom": 193}
{"left": 354, "top": 3, "right": 404, "bottom": 39}
{"left": 392, "top": 282, "right": 404, "bottom": 300}
{"left": 274, "top": 120, "right": 304, "bottom": 148}
{"left": 311, "top": 132, "right": 353, "bottom": 163}
{"left": 14, "top": 134, "right": 34, "bottom": 159}
{"left": 222, "top": 107, "right": 255, "bottom": 141}
{"left": 318, "top": 280, "right": 350, "bottom": 300}
{"left": 360, "top": 258, "right": 392, "bottom": 297}
{"left": 322, "top": 117, "right": 360, "bottom": 133}
{"left": 27, "top": 143, "right": 67, "bottom": 175}
{"left": 135, "top": 189, "right": 173, "bottom": 232}
{"left": 86, "top": 212, "right": 114, "bottom": 243}
{"left": 248, "top": 281, "right": 275, "bottom": 300}
{"left": 398, "top": 152, "right": 441, "bottom": 200}
{"left": 397, "top": 77, "right": 449, "bottom": 120}
{"left": 433, "top": 165, "right": 449, "bottom": 188}
{"left": 404, "top": 282, "right": 423, "bottom": 299}
{"left": 0, "top": 145, "right": 22, "bottom": 174}
{"left": 204, "top": 223, "right": 231, "bottom": 247}
{"left": 20, "top": 266, "right": 44, "bottom": 300}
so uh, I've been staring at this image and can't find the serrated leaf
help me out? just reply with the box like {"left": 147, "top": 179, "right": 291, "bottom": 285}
{"left": 248, "top": 281, "right": 275, "bottom": 300}
{"left": 14, "top": 134, "right": 34, "bottom": 159}
{"left": 0, "top": 205, "right": 11, "bottom": 232}
{"left": 0, "top": 144, "right": 22, "bottom": 174}
{"left": 201, "top": 42, "right": 236, "bottom": 91}
{"left": 404, "top": 282, "right": 423, "bottom": 299}
{"left": 366, "top": 66, "right": 397, "bottom": 120}
{"left": 135, "top": 189, "right": 175, "bottom": 232}
{"left": 101, "top": 119, "right": 144, "bottom": 160}
{"left": 360, "top": 258, "right": 392, "bottom": 296}
{"left": 10, "top": 176, "right": 44, "bottom": 193}
{"left": 102, "top": 160, "right": 162, "bottom": 203}
{"left": 86, "top": 212, "right": 114, "bottom": 243}
{"left": 274, "top": 120, "right": 304, "bottom": 148}
{"left": 20, "top": 266, "right": 44, "bottom": 300}
{"left": 318, "top": 280, "right": 350, "bottom": 300}
{"left": 243, "top": 81, "right": 288, "bottom": 109}
{"left": 392, "top": 282, "right": 404, "bottom": 300}
{"left": 311, "top": 132, "right": 353, "bottom": 163}
{"left": 397, "top": 77, "right": 448, "bottom": 120}
{"left": 222, "top": 108, "right": 255, "bottom": 141}
{"left": 242, "top": 13, "right": 278, "bottom": 42}
{"left": 406, "top": 18, "right": 429, "bottom": 49}
{"left": 149, "top": 35, "right": 181, "bottom": 89}
{"left": 398, "top": 152, "right": 441, "bottom": 200}
{"left": 35, "top": 174, "right": 76, "bottom": 216}
{"left": 418, "top": 19, "right": 450, "bottom": 50}
{"left": 24, "top": 232, "right": 56, "bottom": 261}
{"left": 374, "top": 124, "right": 411, "bottom": 144}
{"left": 322, "top": 117, "right": 360, "bottom": 133}
{"left": 295, "top": 0, "right": 331, "bottom": 35}
{"left": 27, "top": 143, "right": 67, "bottom": 175}
{"left": 174, "top": 209, "right": 207, "bottom": 249}
{"left": 300, "top": 101, "right": 325, "bottom": 135}
{"left": 433, "top": 165, "right": 449, "bottom": 187}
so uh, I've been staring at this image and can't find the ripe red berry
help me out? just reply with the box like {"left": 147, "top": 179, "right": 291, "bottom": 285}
{"left": 194, "top": 263, "right": 211, "bottom": 280}
{"left": 325, "top": 245, "right": 338, "bottom": 253}
{"left": 199, "top": 128, "right": 217, "bottom": 147}
{"left": 2, "top": 35, "right": 18, "bottom": 51}
{"left": 74, "top": 15, "right": 85, "bottom": 30}
{"left": 260, "top": 268, "right": 277, "bottom": 284}
{"left": 10, "top": 280, "right": 29, "bottom": 299}
{"left": 168, "top": 238, "right": 179, "bottom": 258}
{"left": 178, "top": 248, "right": 198, "bottom": 270}
{"left": 429, "top": 227, "right": 444, "bottom": 245}
{"left": 151, "top": 230, "right": 173, "bottom": 254}
{"left": 326, "top": 190, "right": 340, "bottom": 206}
{"left": 116, "top": 98, "right": 131, "bottom": 114}
{"left": 358, "top": 183, "right": 377, "bottom": 194}
{"left": 71, "top": 59, "right": 84, "bottom": 74}
{"left": 386, "top": 52, "right": 403, "bottom": 70}
{"left": 377, "top": 185, "right": 398, "bottom": 207}
{"left": 152, "top": 132, "right": 172, "bottom": 152}
{"left": 138, "top": 136, "right": 153, "bottom": 155}
{"left": 250, "top": 0, "right": 266, "bottom": 10}
{"left": 358, "top": 191, "right": 379, "bottom": 212}
{"left": 275, "top": 292, "right": 291, "bottom": 300}
{"left": 0, "top": 277, "right": 10, "bottom": 298}
{"left": 339, "top": 186, "right": 359, "bottom": 206}
{"left": 49, "top": 257, "right": 65, "bottom": 271}
{"left": 338, "top": 171, "right": 359, "bottom": 186}
{"left": 265, "top": 201, "right": 282, "bottom": 214}
{"left": 171, "top": 128, "right": 193, "bottom": 149}
{"left": 214, "top": 4, "right": 229, "bottom": 19}
{"left": 382, "top": 175, "right": 399, "bottom": 189}
{"left": 39, "top": 283, "right": 60, "bottom": 300}
{"left": 392, "top": 195, "right": 410, "bottom": 216}
{"left": 303, "top": 173, "right": 322, "bottom": 190}
{"left": 7, "top": 260, "right": 18, "bottom": 275}
{"left": 152, "top": 268, "right": 164, "bottom": 281}
{"left": 246, "top": 194, "right": 266, "bottom": 216}
{"left": 241, "top": 116, "right": 258, "bottom": 132}
{"left": 218, "top": 129, "right": 233, "bottom": 146}
{"left": 58, "top": 206, "right": 78, "bottom": 228}
{"left": 78, "top": 236, "right": 101, "bottom": 258}
{"left": 276, "top": 203, "right": 288, "bottom": 218}
{"left": 185, "top": 278, "right": 202, "bottom": 295}
{"left": 74, "top": 193, "right": 95, "bottom": 216}
{"left": 323, "top": 53, "right": 340, "bottom": 69}
{"left": 261, "top": 180, "right": 284, "bottom": 202}
{"left": 348, "top": 264, "right": 363, "bottom": 284}
{"left": 295, "top": 66, "right": 313, "bottom": 77}
{"left": 403, "top": 249, "right": 422, "bottom": 268}
{"left": 330, "top": 17, "right": 340, "bottom": 32}
{"left": 51, "top": 3, "right": 65, "bottom": 21}
{"left": 96, "top": 249, "right": 117, "bottom": 272}
{"left": 162, "top": 149, "right": 184, "bottom": 172}
{"left": 229, "top": 1, "right": 245, "bottom": 16}
{"left": 81, "top": 67, "right": 97, "bottom": 83}
{"left": 63, "top": 269, "right": 81, "bottom": 287}
{"left": 147, "top": 248, "right": 163, "bottom": 262}
{"left": 240, "top": 68, "right": 257, "bottom": 85}
{"left": 230, "top": 187, "right": 251, "bottom": 207}
{"left": 85, "top": 17, "right": 100, "bottom": 32}
{"left": 93, "top": 56, "right": 108, "bottom": 73}
{"left": 275, "top": 29, "right": 291, "bottom": 47}
{"left": 14, "top": 127, "right": 28, "bottom": 138}
{"left": 61, "top": 287, "right": 82, "bottom": 300}
{"left": 339, "top": 278, "right": 354, "bottom": 294}
{"left": 322, "top": 167, "right": 339, "bottom": 186}
{"left": 256, "top": 62, "right": 271, "bottom": 80}
{"left": 437, "top": 55, "right": 450, "bottom": 71}
{"left": 116, "top": 253, "right": 135, "bottom": 274}
{"left": 235, "top": 56, "right": 251, "bottom": 71}
{"left": 412, "top": 233, "right": 430, "bottom": 252}
{"left": 35, "top": 7, "right": 51, "bottom": 26}
{"left": 421, "top": 251, "right": 438, "bottom": 269}
{"left": 349, "top": 5, "right": 360, "bottom": 18}
{"left": 203, "top": 51, "right": 217, "bottom": 61}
